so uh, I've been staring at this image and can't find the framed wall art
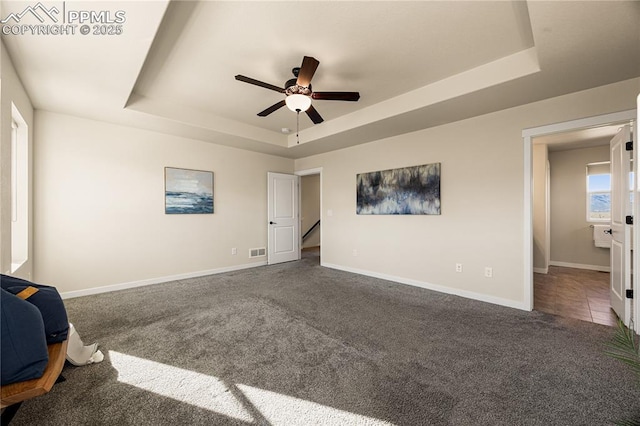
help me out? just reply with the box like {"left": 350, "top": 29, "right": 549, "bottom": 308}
{"left": 356, "top": 163, "right": 440, "bottom": 215}
{"left": 165, "top": 167, "right": 214, "bottom": 214}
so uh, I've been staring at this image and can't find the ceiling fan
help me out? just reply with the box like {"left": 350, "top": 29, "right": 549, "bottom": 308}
{"left": 235, "top": 56, "right": 360, "bottom": 125}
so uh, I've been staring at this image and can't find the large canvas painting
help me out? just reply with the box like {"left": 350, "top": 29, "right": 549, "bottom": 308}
{"left": 165, "top": 167, "right": 214, "bottom": 214}
{"left": 357, "top": 163, "right": 440, "bottom": 215}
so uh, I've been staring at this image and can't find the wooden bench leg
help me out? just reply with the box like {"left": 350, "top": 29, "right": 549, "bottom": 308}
{"left": 1, "top": 402, "right": 23, "bottom": 425}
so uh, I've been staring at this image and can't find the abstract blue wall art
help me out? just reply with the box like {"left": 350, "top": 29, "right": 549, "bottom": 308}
{"left": 357, "top": 163, "right": 441, "bottom": 215}
{"left": 165, "top": 167, "right": 214, "bottom": 214}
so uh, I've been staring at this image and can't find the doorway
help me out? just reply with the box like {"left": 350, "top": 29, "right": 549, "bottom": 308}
{"left": 523, "top": 109, "right": 637, "bottom": 327}
{"left": 296, "top": 168, "right": 322, "bottom": 264}
{"left": 532, "top": 125, "right": 617, "bottom": 325}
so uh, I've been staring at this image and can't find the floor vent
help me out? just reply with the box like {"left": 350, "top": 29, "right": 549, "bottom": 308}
{"left": 250, "top": 248, "right": 266, "bottom": 258}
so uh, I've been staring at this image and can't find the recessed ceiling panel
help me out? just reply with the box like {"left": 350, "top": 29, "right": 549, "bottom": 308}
{"left": 133, "top": 1, "right": 535, "bottom": 132}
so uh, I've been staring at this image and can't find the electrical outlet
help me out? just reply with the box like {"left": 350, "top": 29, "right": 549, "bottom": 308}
{"left": 231, "top": 248, "right": 237, "bottom": 255}
{"left": 455, "top": 263, "right": 463, "bottom": 273}
{"left": 484, "top": 267, "right": 493, "bottom": 278}
{"left": 352, "top": 249, "right": 358, "bottom": 257}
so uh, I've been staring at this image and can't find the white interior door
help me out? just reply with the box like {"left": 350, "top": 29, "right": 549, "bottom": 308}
{"left": 610, "top": 125, "right": 632, "bottom": 325}
{"left": 635, "top": 117, "right": 639, "bottom": 333}
{"left": 267, "top": 172, "right": 300, "bottom": 265}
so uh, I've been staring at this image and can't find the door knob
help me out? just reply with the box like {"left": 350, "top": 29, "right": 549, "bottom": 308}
{"left": 269, "top": 221, "right": 277, "bottom": 225}
{"left": 605, "top": 229, "right": 613, "bottom": 234}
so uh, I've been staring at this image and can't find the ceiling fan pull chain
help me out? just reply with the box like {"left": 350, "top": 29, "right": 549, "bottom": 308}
{"left": 296, "top": 110, "right": 300, "bottom": 144}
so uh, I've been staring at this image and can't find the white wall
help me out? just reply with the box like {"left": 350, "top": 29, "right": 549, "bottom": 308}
{"left": 549, "top": 145, "right": 611, "bottom": 270}
{"left": 33, "top": 111, "right": 293, "bottom": 294}
{"left": 1, "top": 42, "right": 34, "bottom": 279}
{"left": 295, "top": 78, "right": 639, "bottom": 309}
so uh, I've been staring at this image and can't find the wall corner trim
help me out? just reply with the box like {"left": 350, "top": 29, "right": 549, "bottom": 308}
{"left": 321, "top": 262, "right": 529, "bottom": 311}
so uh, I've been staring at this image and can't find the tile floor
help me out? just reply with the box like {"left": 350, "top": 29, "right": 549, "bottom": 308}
{"left": 534, "top": 266, "right": 618, "bottom": 326}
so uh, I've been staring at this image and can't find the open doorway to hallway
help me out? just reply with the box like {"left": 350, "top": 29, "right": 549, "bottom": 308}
{"left": 532, "top": 123, "right": 628, "bottom": 326}
{"left": 300, "top": 173, "right": 321, "bottom": 262}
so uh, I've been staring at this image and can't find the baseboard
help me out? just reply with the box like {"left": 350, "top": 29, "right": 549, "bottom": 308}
{"left": 60, "top": 261, "right": 268, "bottom": 299}
{"left": 321, "top": 262, "right": 528, "bottom": 311}
{"left": 61, "top": 259, "right": 530, "bottom": 310}
{"left": 533, "top": 267, "right": 549, "bottom": 274}
{"left": 549, "top": 261, "right": 610, "bottom": 272}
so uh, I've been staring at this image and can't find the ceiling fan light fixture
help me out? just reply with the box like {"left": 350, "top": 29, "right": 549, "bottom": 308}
{"left": 285, "top": 94, "right": 311, "bottom": 112}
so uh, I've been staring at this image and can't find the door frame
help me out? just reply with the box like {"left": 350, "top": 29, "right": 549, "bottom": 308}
{"left": 522, "top": 109, "right": 637, "bottom": 319}
{"left": 295, "top": 167, "right": 323, "bottom": 263}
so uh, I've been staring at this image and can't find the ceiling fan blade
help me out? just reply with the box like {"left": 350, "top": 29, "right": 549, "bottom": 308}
{"left": 235, "top": 75, "right": 285, "bottom": 93}
{"left": 312, "top": 91, "right": 360, "bottom": 102}
{"left": 305, "top": 105, "right": 324, "bottom": 124}
{"left": 258, "top": 100, "right": 286, "bottom": 117}
{"left": 296, "top": 56, "right": 319, "bottom": 87}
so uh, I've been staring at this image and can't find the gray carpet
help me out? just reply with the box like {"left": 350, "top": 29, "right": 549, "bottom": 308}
{"left": 9, "top": 251, "right": 640, "bottom": 425}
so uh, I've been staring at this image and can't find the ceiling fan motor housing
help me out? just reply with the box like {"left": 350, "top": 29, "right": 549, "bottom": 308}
{"left": 285, "top": 78, "right": 312, "bottom": 96}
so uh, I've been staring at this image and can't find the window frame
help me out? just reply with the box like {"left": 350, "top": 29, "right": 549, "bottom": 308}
{"left": 10, "top": 104, "right": 29, "bottom": 273}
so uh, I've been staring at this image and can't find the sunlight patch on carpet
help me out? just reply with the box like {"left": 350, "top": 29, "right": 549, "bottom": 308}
{"left": 109, "top": 351, "right": 254, "bottom": 422}
{"left": 236, "top": 384, "right": 396, "bottom": 426}
{"left": 109, "top": 351, "right": 394, "bottom": 425}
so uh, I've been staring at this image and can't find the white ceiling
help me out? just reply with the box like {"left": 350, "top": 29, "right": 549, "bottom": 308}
{"left": 2, "top": 1, "right": 639, "bottom": 159}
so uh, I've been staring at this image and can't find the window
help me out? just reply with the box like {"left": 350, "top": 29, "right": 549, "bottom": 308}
{"left": 586, "top": 161, "right": 634, "bottom": 222}
{"left": 587, "top": 163, "right": 610, "bottom": 221}
{"left": 11, "top": 104, "right": 28, "bottom": 272}
{"left": 630, "top": 167, "right": 635, "bottom": 207}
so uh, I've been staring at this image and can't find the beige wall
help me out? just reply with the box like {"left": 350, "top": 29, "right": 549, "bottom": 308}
{"left": 301, "top": 174, "right": 320, "bottom": 248}
{"left": 295, "top": 78, "right": 639, "bottom": 308}
{"left": 532, "top": 144, "right": 549, "bottom": 272}
{"left": 33, "top": 111, "right": 293, "bottom": 294}
{"left": 1, "top": 42, "right": 34, "bottom": 280}
{"left": 549, "top": 145, "right": 611, "bottom": 269}
{"left": 26, "top": 76, "right": 640, "bottom": 305}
